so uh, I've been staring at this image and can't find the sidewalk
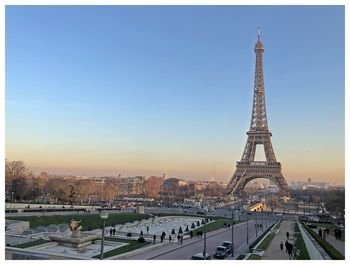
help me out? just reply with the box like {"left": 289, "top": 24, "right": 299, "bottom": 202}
{"left": 312, "top": 228, "right": 345, "bottom": 256}
{"left": 261, "top": 220, "right": 295, "bottom": 260}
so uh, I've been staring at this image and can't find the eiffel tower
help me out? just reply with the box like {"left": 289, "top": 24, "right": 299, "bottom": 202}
{"left": 226, "top": 30, "right": 289, "bottom": 197}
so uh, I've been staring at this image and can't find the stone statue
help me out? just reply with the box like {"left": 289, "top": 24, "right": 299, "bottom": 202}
{"left": 69, "top": 219, "right": 82, "bottom": 238}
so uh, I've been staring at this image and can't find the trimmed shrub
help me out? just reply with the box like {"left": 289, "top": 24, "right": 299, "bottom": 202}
{"left": 185, "top": 226, "right": 189, "bottom": 232}
{"left": 191, "top": 223, "right": 196, "bottom": 229}
{"left": 197, "top": 220, "right": 201, "bottom": 226}
{"left": 178, "top": 227, "right": 183, "bottom": 234}
{"left": 171, "top": 228, "right": 176, "bottom": 234}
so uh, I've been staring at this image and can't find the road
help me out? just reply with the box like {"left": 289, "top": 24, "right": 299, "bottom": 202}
{"left": 127, "top": 219, "right": 272, "bottom": 260}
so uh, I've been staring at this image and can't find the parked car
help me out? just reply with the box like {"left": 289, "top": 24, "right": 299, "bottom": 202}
{"left": 191, "top": 252, "right": 211, "bottom": 260}
{"left": 222, "top": 241, "right": 232, "bottom": 254}
{"left": 213, "top": 246, "right": 228, "bottom": 259}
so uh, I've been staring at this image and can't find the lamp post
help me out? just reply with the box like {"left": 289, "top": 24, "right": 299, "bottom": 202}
{"left": 203, "top": 206, "right": 208, "bottom": 259}
{"left": 100, "top": 210, "right": 109, "bottom": 260}
{"left": 231, "top": 206, "right": 235, "bottom": 257}
{"left": 10, "top": 191, "right": 14, "bottom": 213}
{"left": 255, "top": 212, "right": 258, "bottom": 237}
{"left": 246, "top": 210, "right": 249, "bottom": 244}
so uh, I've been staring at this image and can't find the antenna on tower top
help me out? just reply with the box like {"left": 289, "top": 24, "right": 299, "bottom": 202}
{"left": 257, "top": 27, "right": 261, "bottom": 42}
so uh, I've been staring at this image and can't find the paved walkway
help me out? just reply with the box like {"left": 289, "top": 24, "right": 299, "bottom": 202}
{"left": 262, "top": 220, "right": 295, "bottom": 260}
{"left": 312, "top": 229, "right": 345, "bottom": 256}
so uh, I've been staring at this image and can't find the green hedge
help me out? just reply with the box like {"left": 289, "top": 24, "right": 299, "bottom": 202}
{"left": 302, "top": 223, "right": 344, "bottom": 260}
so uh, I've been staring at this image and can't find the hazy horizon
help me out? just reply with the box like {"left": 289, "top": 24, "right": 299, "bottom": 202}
{"left": 6, "top": 6, "right": 345, "bottom": 185}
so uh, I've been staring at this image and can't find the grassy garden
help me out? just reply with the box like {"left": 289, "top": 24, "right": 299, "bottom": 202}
{"left": 293, "top": 223, "right": 310, "bottom": 260}
{"left": 14, "top": 239, "right": 49, "bottom": 248}
{"left": 92, "top": 237, "right": 150, "bottom": 259}
{"left": 187, "top": 219, "right": 242, "bottom": 235}
{"left": 6, "top": 212, "right": 151, "bottom": 230}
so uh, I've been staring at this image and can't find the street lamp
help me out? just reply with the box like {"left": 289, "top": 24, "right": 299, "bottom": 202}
{"left": 203, "top": 206, "right": 208, "bottom": 259}
{"left": 10, "top": 192, "right": 14, "bottom": 213}
{"left": 246, "top": 210, "right": 249, "bottom": 244}
{"left": 100, "top": 210, "right": 109, "bottom": 260}
{"left": 231, "top": 206, "right": 235, "bottom": 257}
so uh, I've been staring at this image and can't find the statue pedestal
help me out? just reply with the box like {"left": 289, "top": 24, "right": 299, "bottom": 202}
{"left": 71, "top": 230, "right": 81, "bottom": 238}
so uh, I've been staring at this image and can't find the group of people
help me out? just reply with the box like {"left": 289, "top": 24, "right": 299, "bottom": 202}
{"left": 334, "top": 228, "right": 343, "bottom": 240}
{"left": 255, "top": 223, "right": 263, "bottom": 230}
{"left": 318, "top": 227, "right": 329, "bottom": 240}
{"left": 279, "top": 231, "right": 294, "bottom": 260}
{"left": 109, "top": 227, "right": 117, "bottom": 236}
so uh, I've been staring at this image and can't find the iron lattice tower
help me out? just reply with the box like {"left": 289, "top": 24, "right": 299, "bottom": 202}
{"left": 226, "top": 30, "right": 290, "bottom": 197}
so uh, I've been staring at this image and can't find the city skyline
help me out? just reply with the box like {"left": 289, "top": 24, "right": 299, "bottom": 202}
{"left": 5, "top": 5, "right": 344, "bottom": 184}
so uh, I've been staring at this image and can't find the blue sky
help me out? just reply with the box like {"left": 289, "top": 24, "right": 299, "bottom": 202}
{"left": 5, "top": 5, "right": 344, "bottom": 184}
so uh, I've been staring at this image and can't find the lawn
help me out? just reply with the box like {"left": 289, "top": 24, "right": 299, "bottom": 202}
{"left": 6, "top": 212, "right": 151, "bottom": 231}
{"left": 152, "top": 212, "right": 231, "bottom": 221}
{"left": 247, "top": 254, "right": 261, "bottom": 260}
{"left": 293, "top": 223, "right": 310, "bottom": 260}
{"left": 92, "top": 237, "right": 150, "bottom": 259}
{"left": 257, "top": 233, "right": 274, "bottom": 250}
{"left": 14, "top": 239, "right": 49, "bottom": 249}
{"left": 186, "top": 219, "right": 242, "bottom": 235}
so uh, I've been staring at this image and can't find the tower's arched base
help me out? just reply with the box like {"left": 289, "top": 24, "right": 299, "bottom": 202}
{"left": 226, "top": 162, "right": 290, "bottom": 198}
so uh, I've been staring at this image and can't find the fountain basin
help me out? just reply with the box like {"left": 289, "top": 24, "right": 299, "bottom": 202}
{"left": 49, "top": 233, "right": 99, "bottom": 248}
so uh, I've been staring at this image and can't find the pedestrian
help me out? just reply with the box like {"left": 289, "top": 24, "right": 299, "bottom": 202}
{"left": 113, "top": 227, "right": 116, "bottom": 236}
{"left": 177, "top": 234, "right": 181, "bottom": 242}
{"left": 318, "top": 228, "right": 323, "bottom": 237}
{"left": 180, "top": 235, "right": 183, "bottom": 245}
{"left": 140, "top": 230, "right": 143, "bottom": 236}
{"left": 160, "top": 235, "right": 164, "bottom": 243}
{"left": 338, "top": 229, "right": 342, "bottom": 240}
{"left": 286, "top": 231, "right": 290, "bottom": 239}
{"left": 190, "top": 230, "right": 193, "bottom": 239}
{"left": 109, "top": 228, "right": 112, "bottom": 237}
{"left": 287, "top": 243, "right": 293, "bottom": 259}
{"left": 153, "top": 234, "right": 156, "bottom": 244}
{"left": 147, "top": 226, "right": 149, "bottom": 234}
{"left": 280, "top": 241, "right": 284, "bottom": 251}
{"left": 285, "top": 240, "right": 289, "bottom": 253}
{"left": 169, "top": 235, "right": 172, "bottom": 242}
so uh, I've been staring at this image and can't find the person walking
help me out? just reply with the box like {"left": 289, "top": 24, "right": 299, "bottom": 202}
{"left": 322, "top": 229, "right": 327, "bottom": 240}
{"left": 169, "top": 235, "right": 172, "bottom": 242}
{"left": 285, "top": 240, "right": 289, "bottom": 253}
{"left": 338, "top": 229, "right": 342, "bottom": 240}
{"left": 180, "top": 235, "right": 183, "bottom": 244}
{"left": 280, "top": 241, "right": 284, "bottom": 251}
{"left": 287, "top": 243, "right": 293, "bottom": 260}
{"left": 286, "top": 231, "right": 290, "bottom": 240}
{"left": 109, "top": 228, "right": 112, "bottom": 237}
{"left": 190, "top": 230, "right": 193, "bottom": 239}
{"left": 147, "top": 226, "right": 149, "bottom": 235}
{"left": 153, "top": 234, "right": 156, "bottom": 244}
{"left": 318, "top": 228, "right": 323, "bottom": 237}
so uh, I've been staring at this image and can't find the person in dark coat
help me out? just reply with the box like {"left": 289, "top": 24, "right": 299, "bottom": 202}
{"left": 287, "top": 242, "right": 293, "bottom": 259}
{"left": 169, "top": 235, "right": 172, "bottom": 242}
{"left": 153, "top": 234, "right": 156, "bottom": 244}
{"left": 190, "top": 230, "right": 193, "bottom": 239}
{"left": 109, "top": 228, "right": 112, "bottom": 237}
{"left": 286, "top": 231, "right": 290, "bottom": 239}
{"left": 318, "top": 228, "right": 323, "bottom": 237}
{"left": 285, "top": 240, "right": 289, "bottom": 253}
{"left": 280, "top": 241, "right": 284, "bottom": 251}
